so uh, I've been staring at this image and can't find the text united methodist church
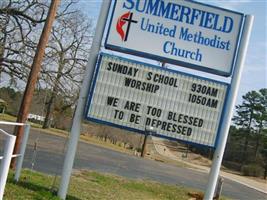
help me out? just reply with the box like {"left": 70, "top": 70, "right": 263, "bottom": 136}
{"left": 121, "top": 0, "right": 234, "bottom": 62}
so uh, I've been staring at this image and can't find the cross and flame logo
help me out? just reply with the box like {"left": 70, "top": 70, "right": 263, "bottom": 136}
{"left": 116, "top": 12, "right": 138, "bottom": 42}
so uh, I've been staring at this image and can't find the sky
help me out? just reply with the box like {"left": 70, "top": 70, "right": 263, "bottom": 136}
{"left": 200, "top": 0, "right": 267, "bottom": 104}
{"left": 77, "top": 0, "right": 267, "bottom": 106}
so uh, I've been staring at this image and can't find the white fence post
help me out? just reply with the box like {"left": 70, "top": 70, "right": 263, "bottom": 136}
{"left": 0, "top": 129, "right": 16, "bottom": 200}
{"left": 0, "top": 121, "right": 31, "bottom": 182}
{"left": 14, "top": 124, "right": 31, "bottom": 181}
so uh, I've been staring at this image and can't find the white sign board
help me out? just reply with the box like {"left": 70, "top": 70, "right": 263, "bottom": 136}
{"left": 85, "top": 54, "right": 228, "bottom": 147}
{"left": 105, "top": 0, "right": 244, "bottom": 76}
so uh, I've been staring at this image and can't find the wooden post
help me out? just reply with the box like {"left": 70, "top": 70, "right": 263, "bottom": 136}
{"left": 214, "top": 177, "right": 224, "bottom": 200}
{"left": 141, "top": 131, "right": 149, "bottom": 157}
{"left": 11, "top": 0, "right": 60, "bottom": 169}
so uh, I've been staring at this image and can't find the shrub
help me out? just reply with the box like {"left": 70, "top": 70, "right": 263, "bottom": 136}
{"left": 241, "top": 164, "right": 264, "bottom": 177}
{"left": 223, "top": 161, "right": 242, "bottom": 171}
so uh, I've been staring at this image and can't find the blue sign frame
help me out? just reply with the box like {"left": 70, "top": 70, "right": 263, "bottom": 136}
{"left": 84, "top": 53, "right": 230, "bottom": 148}
{"left": 105, "top": 0, "right": 244, "bottom": 77}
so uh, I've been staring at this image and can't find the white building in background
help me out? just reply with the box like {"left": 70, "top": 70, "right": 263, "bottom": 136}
{"left": 27, "top": 113, "right": 45, "bottom": 122}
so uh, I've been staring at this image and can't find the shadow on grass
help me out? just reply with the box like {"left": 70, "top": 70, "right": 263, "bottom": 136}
{"left": 9, "top": 179, "right": 81, "bottom": 200}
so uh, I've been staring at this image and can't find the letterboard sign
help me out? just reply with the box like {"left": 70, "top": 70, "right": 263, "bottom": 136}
{"left": 105, "top": 0, "right": 244, "bottom": 76}
{"left": 85, "top": 54, "right": 229, "bottom": 147}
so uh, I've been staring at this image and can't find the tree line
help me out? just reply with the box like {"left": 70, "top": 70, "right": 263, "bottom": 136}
{"left": 190, "top": 89, "right": 267, "bottom": 179}
{"left": 224, "top": 89, "right": 267, "bottom": 178}
{"left": 0, "top": 0, "right": 92, "bottom": 128}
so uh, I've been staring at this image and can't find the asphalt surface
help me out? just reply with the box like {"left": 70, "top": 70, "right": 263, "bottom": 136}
{"left": 1, "top": 125, "right": 266, "bottom": 200}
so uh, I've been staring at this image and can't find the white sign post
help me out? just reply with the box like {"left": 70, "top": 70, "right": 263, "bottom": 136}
{"left": 204, "top": 15, "right": 254, "bottom": 200}
{"left": 85, "top": 53, "right": 228, "bottom": 147}
{"left": 57, "top": 1, "right": 112, "bottom": 199}
{"left": 106, "top": 0, "right": 244, "bottom": 76}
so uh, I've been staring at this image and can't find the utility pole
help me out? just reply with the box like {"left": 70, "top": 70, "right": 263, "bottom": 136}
{"left": 11, "top": 0, "right": 60, "bottom": 169}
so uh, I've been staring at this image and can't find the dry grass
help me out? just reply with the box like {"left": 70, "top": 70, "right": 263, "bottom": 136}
{"left": 5, "top": 170, "right": 203, "bottom": 200}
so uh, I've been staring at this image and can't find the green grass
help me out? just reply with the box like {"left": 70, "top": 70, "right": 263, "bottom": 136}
{"left": 0, "top": 113, "right": 17, "bottom": 122}
{"left": 4, "top": 170, "right": 207, "bottom": 200}
{"left": 69, "top": 171, "right": 192, "bottom": 200}
{"left": 5, "top": 170, "right": 60, "bottom": 200}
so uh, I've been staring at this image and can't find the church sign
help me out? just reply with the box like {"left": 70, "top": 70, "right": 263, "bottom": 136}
{"left": 85, "top": 54, "right": 229, "bottom": 147}
{"left": 105, "top": 0, "right": 244, "bottom": 76}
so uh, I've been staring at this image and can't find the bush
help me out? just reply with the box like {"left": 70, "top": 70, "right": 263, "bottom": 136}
{"left": 241, "top": 164, "right": 264, "bottom": 177}
{"left": 223, "top": 161, "right": 242, "bottom": 171}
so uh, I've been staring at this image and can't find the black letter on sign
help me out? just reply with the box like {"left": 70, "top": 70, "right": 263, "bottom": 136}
{"left": 107, "top": 96, "right": 119, "bottom": 107}
{"left": 129, "top": 113, "right": 141, "bottom": 124}
{"left": 114, "top": 110, "right": 124, "bottom": 120}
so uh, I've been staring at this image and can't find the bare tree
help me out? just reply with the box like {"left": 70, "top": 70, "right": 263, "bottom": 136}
{"left": 0, "top": 0, "right": 48, "bottom": 83}
{"left": 41, "top": 11, "right": 93, "bottom": 128}
{"left": 0, "top": 0, "right": 93, "bottom": 128}
{"left": 0, "top": 0, "right": 77, "bottom": 85}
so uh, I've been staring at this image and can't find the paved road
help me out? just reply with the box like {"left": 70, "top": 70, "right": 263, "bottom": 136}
{"left": 1, "top": 125, "right": 266, "bottom": 200}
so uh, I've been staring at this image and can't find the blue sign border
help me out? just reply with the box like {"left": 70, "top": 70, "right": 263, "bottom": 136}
{"left": 105, "top": 0, "right": 245, "bottom": 77}
{"left": 84, "top": 53, "right": 230, "bottom": 148}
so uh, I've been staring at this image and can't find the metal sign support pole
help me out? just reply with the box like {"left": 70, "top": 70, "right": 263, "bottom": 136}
{"left": 204, "top": 15, "right": 254, "bottom": 200}
{"left": 57, "top": 1, "right": 111, "bottom": 199}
